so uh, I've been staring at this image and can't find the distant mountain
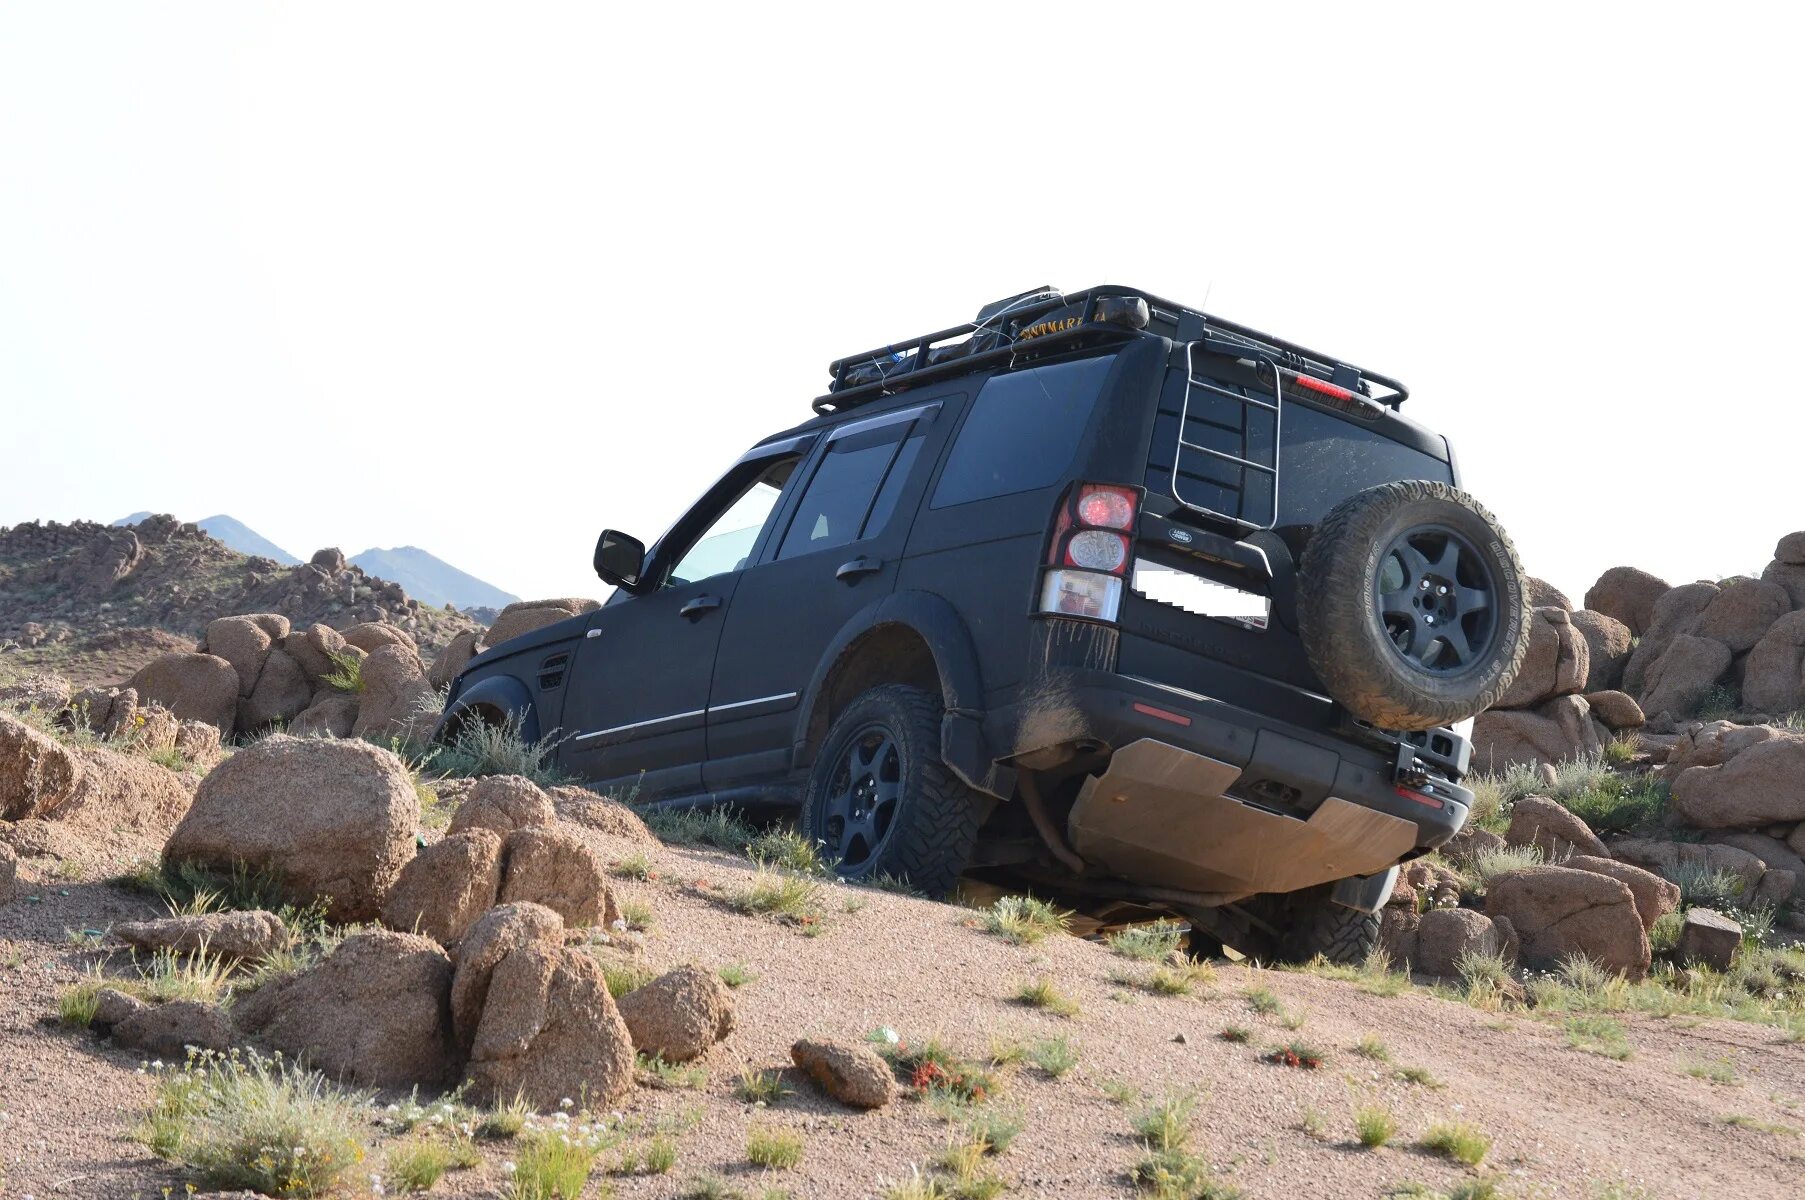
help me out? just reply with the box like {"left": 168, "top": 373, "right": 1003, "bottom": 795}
{"left": 114, "top": 512, "right": 299, "bottom": 565}
{"left": 350, "top": 546, "right": 520, "bottom": 611}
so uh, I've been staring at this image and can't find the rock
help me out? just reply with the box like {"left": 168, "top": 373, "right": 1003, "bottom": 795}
{"left": 448, "top": 776, "right": 557, "bottom": 838}
{"left": 450, "top": 902, "right": 566, "bottom": 1051}
{"left": 1525, "top": 577, "right": 1573, "bottom": 610}
{"left": 112, "top": 1000, "right": 236, "bottom": 1058}
{"left": 548, "top": 786, "right": 658, "bottom": 842}
{"left": 1638, "top": 635, "right": 1732, "bottom": 719}
{"left": 791, "top": 1038, "right": 896, "bottom": 1109}
{"left": 1377, "top": 880, "right": 1420, "bottom": 966}
{"left": 1496, "top": 608, "right": 1589, "bottom": 709}
{"left": 1663, "top": 720, "right": 1778, "bottom": 774}
{"left": 1708, "top": 833, "right": 1805, "bottom": 903}
{"left": 479, "top": 599, "right": 601, "bottom": 651}
{"left": 1762, "top": 556, "right": 1805, "bottom": 611}
{"left": 126, "top": 653, "right": 239, "bottom": 731}
{"left": 1753, "top": 867, "right": 1796, "bottom": 909}
{"left": 1670, "top": 733, "right": 1805, "bottom": 828}
{"left": 1693, "top": 577, "right": 1790, "bottom": 653}
{"left": 1414, "top": 908, "right": 1515, "bottom": 976}
{"left": 1744, "top": 611, "right": 1805, "bottom": 714}
{"left": 289, "top": 695, "right": 359, "bottom": 739}
{"left": 350, "top": 644, "right": 435, "bottom": 741}
{"left": 1471, "top": 695, "right": 1603, "bottom": 772}
{"left": 239, "top": 649, "right": 313, "bottom": 732}
{"left": 56, "top": 743, "right": 195, "bottom": 834}
{"left": 0, "top": 841, "right": 16, "bottom": 904}
{"left": 1777, "top": 531, "right": 1805, "bottom": 566}
{"left": 1623, "top": 582, "right": 1718, "bottom": 696}
{"left": 1561, "top": 856, "right": 1679, "bottom": 931}
{"left": 284, "top": 623, "right": 349, "bottom": 682}
{"left": 1608, "top": 838, "right": 1768, "bottom": 893}
{"left": 91, "top": 987, "right": 146, "bottom": 1028}
{"left": 1572, "top": 611, "right": 1634, "bottom": 693}
{"left": 1440, "top": 825, "right": 1505, "bottom": 866}
{"left": 0, "top": 713, "right": 83, "bottom": 820}
{"left": 233, "top": 931, "right": 455, "bottom": 1088}
{"left": 1585, "top": 567, "right": 1671, "bottom": 636}
{"left": 0, "top": 672, "right": 74, "bottom": 713}
{"left": 311, "top": 547, "right": 347, "bottom": 572}
{"left": 1504, "top": 795, "right": 1609, "bottom": 860}
{"left": 164, "top": 735, "right": 418, "bottom": 922}
{"left": 381, "top": 829, "right": 505, "bottom": 945}
{"left": 1676, "top": 908, "right": 1742, "bottom": 971}
{"left": 341, "top": 622, "right": 419, "bottom": 660}
{"left": 125, "top": 705, "right": 181, "bottom": 758}
{"left": 499, "top": 827, "right": 615, "bottom": 929}
{"left": 56, "top": 529, "right": 144, "bottom": 596}
{"left": 1582, "top": 690, "right": 1644, "bottom": 731}
{"left": 616, "top": 964, "right": 735, "bottom": 1062}
{"left": 464, "top": 943, "right": 635, "bottom": 1110}
{"left": 203, "top": 616, "right": 275, "bottom": 697}
{"left": 115, "top": 910, "right": 287, "bottom": 960}
{"left": 428, "top": 630, "right": 481, "bottom": 690}
{"left": 1485, "top": 866, "right": 1650, "bottom": 978}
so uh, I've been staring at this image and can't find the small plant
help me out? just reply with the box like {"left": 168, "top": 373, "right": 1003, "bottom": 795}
{"left": 1719, "top": 1113, "right": 1801, "bottom": 1136}
{"left": 959, "top": 1104, "right": 1024, "bottom": 1154}
{"left": 1666, "top": 863, "right": 1747, "bottom": 911}
{"left": 1130, "top": 1091, "right": 1197, "bottom": 1153}
{"left": 1602, "top": 733, "right": 1640, "bottom": 767}
{"left": 874, "top": 1033, "right": 997, "bottom": 1104}
{"left": 1242, "top": 985, "right": 1282, "bottom": 1015}
{"left": 718, "top": 961, "right": 755, "bottom": 988}
{"left": 1298, "top": 1106, "right": 1328, "bottom": 1137}
{"left": 882, "top": 1167, "right": 953, "bottom": 1200}
{"left": 1106, "top": 919, "right": 1187, "bottom": 962}
{"left": 1278, "top": 1007, "right": 1308, "bottom": 1031}
{"left": 617, "top": 897, "right": 655, "bottom": 932}
{"left": 321, "top": 650, "right": 365, "bottom": 694}
{"left": 1353, "top": 1034, "right": 1391, "bottom": 1062}
{"left": 1263, "top": 1040, "right": 1324, "bottom": 1070}
{"left": 1145, "top": 961, "right": 1214, "bottom": 997}
{"left": 1681, "top": 1056, "right": 1737, "bottom": 1085}
{"left": 512, "top": 1127, "right": 599, "bottom": 1198}
{"left": 637, "top": 1052, "right": 708, "bottom": 1090}
{"left": 1130, "top": 1147, "right": 1238, "bottom": 1199}
{"left": 1396, "top": 1064, "right": 1443, "bottom": 1089}
{"left": 610, "top": 852, "right": 654, "bottom": 880}
{"left": 477, "top": 1093, "right": 532, "bottom": 1139}
{"left": 724, "top": 869, "right": 822, "bottom": 922}
{"left": 734, "top": 1064, "right": 792, "bottom": 1105}
{"left": 58, "top": 976, "right": 103, "bottom": 1027}
{"left": 746, "top": 828, "right": 827, "bottom": 875}
{"left": 1468, "top": 843, "right": 1545, "bottom": 886}
{"left": 642, "top": 804, "right": 757, "bottom": 851}
{"left": 432, "top": 710, "right": 572, "bottom": 788}
{"left": 1100, "top": 1078, "right": 1139, "bottom": 1105}
{"left": 1449, "top": 1179, "right": 1506, "bottom": 1200}
{"left": 1352, "top": 1102, "right": 1397, "bottom": 1148}
{"left": 1564, "top": 1014, "right": 1633, "bottom": 1060}
{"left": 1418, "top": 1120, "right": 1491, "bottom": 1166}
{"left": 1217, "top": 1025, "right": 1252, "bottom": 1044}
{"left": 1027, "top": 1035, "right": 1078, "bottom": 1078}
{"left": 1013, "top": 976, "right": 1079, "bottom": 1017}
{"left": 745, "top": 1123, "right": 804, "bottom": 1169}
{"left": 387, "top": 1138, "right": 454, "bottom": 1192}
{"left": 979, "top": 895, "right": 1071, "bottom": 945}
{"left": 936, "top": 1137, "right": 1007, "bottom": 1199}
{"left": 598, "top": 959, "right": 654, "bottom": 999}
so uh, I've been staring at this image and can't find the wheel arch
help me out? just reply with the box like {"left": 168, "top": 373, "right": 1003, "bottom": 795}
{"left": 433, "top": 672, "right": 541, "bottom": 746}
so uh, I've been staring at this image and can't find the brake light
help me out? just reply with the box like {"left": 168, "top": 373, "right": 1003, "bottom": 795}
{"left": 1289, "top": 374, "right": 1354, "bottom": 401}
{"left": 1040, "top": 482, "right": 1141, "bottom": 623}
{"left": 1076, "top": 484, "right": 1136, "bottom": 529}
{"left": 1284, "top": 370, "right": 1382, "bottom": 421}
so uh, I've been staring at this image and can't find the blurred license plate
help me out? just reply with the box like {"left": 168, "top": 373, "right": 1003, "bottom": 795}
{"left": 1131, "top": 560, "right": 1269, "bottom": 630}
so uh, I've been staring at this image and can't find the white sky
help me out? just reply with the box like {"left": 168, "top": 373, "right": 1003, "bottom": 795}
{"left": 3, "top": 3, "right": 1800, "bottom": 606}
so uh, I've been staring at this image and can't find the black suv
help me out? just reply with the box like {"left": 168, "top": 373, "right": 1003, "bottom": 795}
{"left": 437, "top": 286, "right": 1530, "bottom": 962}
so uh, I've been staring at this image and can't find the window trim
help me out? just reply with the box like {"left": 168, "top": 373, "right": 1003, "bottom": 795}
{"left": 645, "top": 439, "right": 814, "bottom": 589}
{"left": 771, "top": 418, "right": 916, "bottom": 563}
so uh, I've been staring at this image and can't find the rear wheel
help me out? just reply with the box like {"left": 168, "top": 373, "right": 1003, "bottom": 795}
{"left": 801, "top": 684, "right": 986, "bottom": 899}
{"left": 1275, "top": 892, "right": 1381, "bottom": 965}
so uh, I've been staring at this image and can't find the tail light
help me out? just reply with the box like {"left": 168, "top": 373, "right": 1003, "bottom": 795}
{"left": 1039, "top": 483, "right": 1139, "bottom": 622}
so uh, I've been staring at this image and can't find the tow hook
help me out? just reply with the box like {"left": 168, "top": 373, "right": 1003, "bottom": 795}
{"left": 1392, "top": 742, "right": 1430, "bottom": 790}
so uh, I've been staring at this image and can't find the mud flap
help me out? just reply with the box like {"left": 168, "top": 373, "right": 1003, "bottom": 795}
{"left": 1067, "top": 739, "right": 1419, "bottom": 899}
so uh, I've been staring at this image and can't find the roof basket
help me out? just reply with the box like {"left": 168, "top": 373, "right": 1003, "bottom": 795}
{"left": 815, "top": 285, "right": 1409, "bottom": 416}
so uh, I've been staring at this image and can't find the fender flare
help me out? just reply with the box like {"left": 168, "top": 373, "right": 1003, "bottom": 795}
{"left": 433, "top": 673, "right": 541, "bottom": 746}
{"left": 791, "top": 589, "right": 1014, "bottom": 799}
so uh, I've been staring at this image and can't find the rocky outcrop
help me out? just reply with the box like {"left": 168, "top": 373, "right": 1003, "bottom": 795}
{"left": 0, "top": 713, "right": 82, "bottom": 820}
{"left": 1608, "top": 838, "right": 1768, "bottom": 893}
{"left": 1472, "top": 694, "right": 1606, "bottom": 771}
{"left": 1638, "top": 635, "right": 1733, "bottom": 721}
{"left": 1485, "top": 866, "right": 1650, "bottom": 978}
{"left": 126, "top": 654, "right": 239, "bottom": 731}
{"left": 548, "top": 786, "right": 658, "bottom": 843}
{"left": 1560, "top": 856, "right": 1679, "bottom": 931}
{"left": 1414, "top": 908, "right": 1517, "bottom": 977}
{"left": 1669, "top": 731, "right": 1805, "bottom": 829}
{"left": 1570, "top": 610, "right": 1633, "bottom": 693}
{"left": 428, "top": 629, "right": 481, "bottom": 690}
{"left": 1743, "top": 611, "right": 1805, "bottom": 714}
{"left": 163, "top": 736, "right": 418, "bottom": 921}
{"left": 350, "top": 644, "right": 435, "bottom": 741}
{"left": 478, "top": 599, "right": 600, "bottom": 652}
{"left": 1676, "top": 909, "right": 1741, "bottom": 971}
{"left": 112, "top": 999, "right": 236, "bottom": 1058}
{"left": 1584, "top": 566, "right": 1671, "bottom": 636}
{"left": 1582, "top": 690, "right": 1644, "bottom": 731}
{"left": 450, "top": 902, "right": 566, "bottom": 1052}
{"left": 1495, "top": 608, "right": 1589, "bottom": 710}
{"left": 616, "top": 965, "right": 735, "bottom": 1062}
{"left": 239, "top": 649, "right": 313, "bottom": 730}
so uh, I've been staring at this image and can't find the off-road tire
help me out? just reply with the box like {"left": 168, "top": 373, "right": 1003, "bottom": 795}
{"left": 1297, "top": 479, "right": 1531, "bottom": 731}
{"left": 1276, "top": 895, "right": 1381, "bottom": 966}
{"left": 801, "top": 684, "right": 985, "bottom": 899}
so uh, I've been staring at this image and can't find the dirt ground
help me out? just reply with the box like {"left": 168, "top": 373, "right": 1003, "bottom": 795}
{"left": 3, "top": 821, "right": 1803, "bottom": 1200}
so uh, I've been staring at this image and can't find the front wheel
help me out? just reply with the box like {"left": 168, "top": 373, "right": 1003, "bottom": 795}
{"left": 801, "top": 684, "right": 986, "bottom": 898}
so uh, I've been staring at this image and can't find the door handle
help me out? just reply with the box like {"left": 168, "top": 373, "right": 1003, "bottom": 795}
{"left": 835, "top": 555, "right": 884, "bottom": 583}
{"left": 679, "top": 594, "right": 723, "bottom": 620}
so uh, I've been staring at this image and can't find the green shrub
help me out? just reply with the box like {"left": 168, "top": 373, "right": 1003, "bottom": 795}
{"left": 511, "top": 1127, "right": 598, "bottom": 1199}
{"left": 1106, "top": 919, "right": 1187, "bottom": 962}
{"left": 979, "top": 895, "right": 1071, "bottom": 945}
{"left": 1418, "top": 1120, "right": 1491, "bottom": 1165}
{"left": 320, "top": 650, "right": 365, "bottom": 694}
{"left": 431, "top": 711, "right": 571, "bottom": 787}
{"left": 1352, "top": 1103, "right": 1396, "bottom": 1148}
{"left": 745, "top": 1123, "right": 803, "bottom": 1169}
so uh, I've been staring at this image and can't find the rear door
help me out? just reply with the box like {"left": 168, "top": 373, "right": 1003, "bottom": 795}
{"left": 704, "top": 400, "right": 945, "bottom": 786}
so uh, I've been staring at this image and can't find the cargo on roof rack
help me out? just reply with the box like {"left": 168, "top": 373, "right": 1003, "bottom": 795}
{"left": 815, "top": 284, "right": 1409, "bottom": 416}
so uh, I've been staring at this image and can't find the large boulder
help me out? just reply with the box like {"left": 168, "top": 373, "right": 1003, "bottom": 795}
{"left": 0, "top": 713, "right": 82, "bottom": 820}
{"left": 1676, "top": 909, "right": 1742, "bottom": 971}
{"left": 234, "top": 931, "right": 455, "bottom": 1088}
{"left": 1585, "top": 566, "right": 1671, "bottom": 637}
{"left": 0, "top": 672, "right": 74, "bottom": 712}
{"left": 548, "top": 786, "right": 658, "bottom": 843}
{"left": 1692, "top": 577, "right": 1790, "bottom": 653}
{"left": 1525, "top": 577, "right": 1573, "bottom": 610}
{"left": 450, "top": 902, "right": 566, "bottom": 1051}
{"left": 428, "top": 630, "right": 481, "bottom": 691}
{"left": 350, "top": 644, "right": 436, "bottom": 741}
{"left": 1583, "top": 690, "right": 1644, "bottom": 731}
{"left": 1560, "top": 856, "right": 1679, "bottom": 932}
{"left": 341, "top": 622, "right": 420, "bottom": 661}
{"left": 0, "top": 841, "right": 16, "bottom": 904}
{"left": 283, "top": 623, "right": 350, "bottom": 682}
{"left": 112, "top": 1000, "right": 236, "bottom": 1059}
{"left": 289, "top": 695, "right": 359, "bottom": 739}
{"left": 791, "top": 1039, "right": 896, "bottom": 1109}
{"left": 1571, "top": 611, "right": 1633, "bottom": 693}
{"left": 1608, "top": 838, "right": 1768, "bottom": 893}
{"left": 1708, "top": 832, "right": 1805, "bottom": 903}
{"left": 164, "top": 736, "right": 418, "bottom": 921}
{"left": 1471, "top": 695, "right": 1604, "bottom": 772}
{"left": 1663, "top": 720, "right": 1778, "bottom": 775}
{"left": 1623, "top": 582, "right": 1718, "bottom": 696}
{"left": 499, "top": 827, "right": 615, "bottom": 929}
{"left": 115, "top": 910, "right": 287, "bottom": 960}
{"left": 448, "top": 776, "right": 556, "bottom": 839}
{"left": 203, "top": 615, "right": 276, "bottom": 697}
{"left": 1414, "top": 908, "right": 1516, "bottom": 977}
{"left": 478, "top": 599, "right": 601, "bottom": 652}
{"left": 381, "top": 829, "right": 505, "bottom": 945}
{"left": 1670, "top": 733, "right": 1805, "bottom": 828}
{"left": 239, "top": 649, "right": 314, "bottom": 732}
{"left": 1485, "top": 865, "right": 1650, "bottom": 978}
{"left": 1495, "top": 608, "right": 1589, "bottom": 709}
{"left": 1743, "top": 610, "right": 1805, "bottom": 714}
{"left": 1637, "top": 635, "right": 1733, "bottom": 719}
{"left": 1504, "top": 795, "right": 1608, "bottom": 860}
{"left": 464, "top": 943, "right": 636, "bottom": 1110}
{"left": 126, "top": 653, "right": 239, "bottom": 731}
{"left": 616, "top": 964, "right": 735, "bottom": 1062}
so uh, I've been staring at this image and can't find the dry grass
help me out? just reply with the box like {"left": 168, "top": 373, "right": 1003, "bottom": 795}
{"left": 979, "top": 895, "right": 1071, "bottom": 945}
{"left": 745, "top": 1123, "right": 803, "bottom": 1169}
{"left": 1418, "top": 1120, "right": 1491, "bottom": 1166}
{"left": 1013, "top": 976, "right": 1080, "bottom": 1017}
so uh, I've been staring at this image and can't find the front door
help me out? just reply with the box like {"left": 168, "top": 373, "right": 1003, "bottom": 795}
{"left": 705, "top": 400, "right": 947, "bottom": 786}
{"left": 559, "top": 443, "right": 807, "bottom": 797}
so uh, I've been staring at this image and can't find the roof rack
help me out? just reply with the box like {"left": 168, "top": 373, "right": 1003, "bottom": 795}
{"left": 814, "top": 285, "right": 1409, "bottom": 416}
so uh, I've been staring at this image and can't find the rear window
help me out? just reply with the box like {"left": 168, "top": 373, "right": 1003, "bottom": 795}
{"left": 1274, "top": 405, "right": 1453, "bottom": 525}
{"left": 930, "top": 355, "right": 1113, "bottom": 509}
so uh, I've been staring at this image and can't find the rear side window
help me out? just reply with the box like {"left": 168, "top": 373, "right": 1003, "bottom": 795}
{"left": 776, "top": 424, "right": 919, "bottom": 560}
{"left": 930, "top": 355, "right": 1114, "bottom": 509}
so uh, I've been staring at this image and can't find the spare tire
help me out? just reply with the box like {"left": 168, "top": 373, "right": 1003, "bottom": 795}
{"left": 1297, "top": 480, "right": 1530, "bottom": 731}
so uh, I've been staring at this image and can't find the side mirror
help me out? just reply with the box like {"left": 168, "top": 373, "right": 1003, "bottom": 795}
{"left": 593, "top": 529, "right": 647, "bottom": 591}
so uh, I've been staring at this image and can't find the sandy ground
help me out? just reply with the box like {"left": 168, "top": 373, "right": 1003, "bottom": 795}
{"left": 3, "top": 819, "right": 1804, "bottom": 1200}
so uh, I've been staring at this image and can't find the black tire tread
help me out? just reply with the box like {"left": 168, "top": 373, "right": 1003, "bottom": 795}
{"left": 1297, "top": 479, "right": 1531, "bottom": 731}
{"left": 1279, "top": 899, "right": 1380, "bottom": 966}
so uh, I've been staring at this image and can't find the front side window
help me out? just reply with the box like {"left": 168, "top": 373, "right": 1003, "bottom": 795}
{"left": 666, "top": 458, "right": 798, "bottom": 587}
